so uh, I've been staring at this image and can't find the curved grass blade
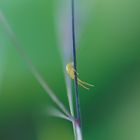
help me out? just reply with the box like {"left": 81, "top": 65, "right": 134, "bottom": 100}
{"left": 0, "top": 10, "right": 71, "bottom": 119}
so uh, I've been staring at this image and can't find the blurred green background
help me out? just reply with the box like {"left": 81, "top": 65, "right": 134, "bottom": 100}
{"left": 0, "top": 0, "right": 140, "bottom": 140}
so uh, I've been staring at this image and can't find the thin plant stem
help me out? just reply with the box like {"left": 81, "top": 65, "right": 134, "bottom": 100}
{"left": 64, "top": 74, "right": 77, "bottom": 140}
{"left": 71, "top": 1, "right": 83, "bottom": 139}
{"left": 71, "top": 0, "right": 81, "bottom": 127}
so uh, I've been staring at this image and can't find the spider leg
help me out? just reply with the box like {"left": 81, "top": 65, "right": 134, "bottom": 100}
{"left": 78, "top": 78, "right": 94, "bottom": 87}
{"left": 78, "top": 82, "right": 89, "bottom": 90}
{"left": 72, "top": 68, "right": 79, "bottom": 75}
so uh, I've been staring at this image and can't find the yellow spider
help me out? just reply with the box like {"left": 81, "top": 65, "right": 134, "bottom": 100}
{"left": 66, "top": 62, "right": 94, "bottom": 90}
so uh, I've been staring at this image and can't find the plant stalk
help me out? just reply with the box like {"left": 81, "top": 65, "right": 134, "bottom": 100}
{"left": 71, "top": 0, "right": 81, "bottom": 129}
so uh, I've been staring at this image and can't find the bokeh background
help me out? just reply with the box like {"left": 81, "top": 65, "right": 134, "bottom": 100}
{"left": 0, "top": 0, "right": 140, "bottom": 140}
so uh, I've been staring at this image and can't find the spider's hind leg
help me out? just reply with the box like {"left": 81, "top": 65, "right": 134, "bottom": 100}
{"left": 78, "top": 79, "right": 94, "bottom": 87}
{"left": 78, "top": 82, "right": 89, "bottom": 90}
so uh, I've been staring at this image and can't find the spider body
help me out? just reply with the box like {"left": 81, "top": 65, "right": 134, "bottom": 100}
{"left": 66, "top": 62, "right": 94, "bottom": 90}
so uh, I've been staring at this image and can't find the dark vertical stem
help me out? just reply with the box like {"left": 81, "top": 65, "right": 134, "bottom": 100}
{"left": 71, "top": 0, "right": 81, "bottom": 127}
